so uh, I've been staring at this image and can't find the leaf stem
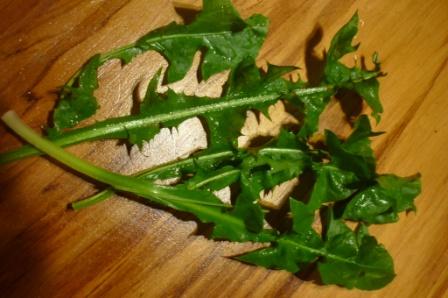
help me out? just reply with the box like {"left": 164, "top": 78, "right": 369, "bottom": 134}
{"left": 1, "top": 111, "right": 160, "bottom": 199}
{"left": 191, "top": 169, "right": 240, "bottom": 189}
{"left": 71, "top": 189, "right": 114, "bottom": 210}
{"left": 259, "top": 148, "right": 305, "bottom": 156}
{"left": 71, "top": 150, "right": 235, "bottom": 210}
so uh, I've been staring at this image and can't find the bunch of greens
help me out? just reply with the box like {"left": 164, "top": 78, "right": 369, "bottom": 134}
{"left": 0, "top": 0, "right": 420, "bottom": 291}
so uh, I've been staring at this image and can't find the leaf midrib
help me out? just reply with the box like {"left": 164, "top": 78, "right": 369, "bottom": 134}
{"left": 141, "top": 31, "right": 232, "bottom": 44}
{"left": 279, "top": 238, "right": 387, "bottom": 271}
{"left": 56, "top": 93, "right": 282, "bottom": 145}
{"left": 191, "top": 169, "right": 240, "bottom": 189}
{"left": 0, "top": 86, "right": 331, "bottom": 164}
{"left": 66, "top": 86, "right": 331, "bottom": 145}
{"left": 140, "top": 150, "right": 235, "bottom": 179}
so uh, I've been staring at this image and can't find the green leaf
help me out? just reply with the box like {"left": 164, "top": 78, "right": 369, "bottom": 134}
{"left": 140, "top": 69, "right": 163, "bottom": 114}
{"left": 319, "top": 221, "right": 395, "bottom": 290}
{"left": 285, "top": 83, "right": 334, "bottom": 139}
{"left": 50, "top": 0, "right": 269, "bottom": 132}
{"left": 323, "top": 214, "right": 359, "bottom": 257}
{"left": 146, "top": 150, "right": 236, "bottom": 181}
{"left": 237, "top": 200, "right": 322, "bottom": 273}
{"left": 127, "top": 125, "right": 160, "bottom": 148}
{"left": 230, "top": 175, "right": 266, "bottom": 233}
{"left": 102, "top": 46, "right": 142, "bottom": 64}
{"left": 354, "top": 77, "right": 382, "bottom": 122}
{"left": 238, "top": 202, "right": 395, "bottom": 290}
{"left": 136, "top": 0, "right": 268, "bottom": 82}
{"left": 326, "top": 115, "right": 377, "bottom": 181}
{"left": 124, "top": 82, "right": 278, "bottom": 146}
{"left": 238, "top": 205, "right": 321, "bottom": 273}
{"left": 264, "top": 63, "right": 298, "bottom": 83}
{"left": 207, "top": 61, "right": 294, "bottom": 149}
{"left": 275, "top": 129, "right": 304, "bottom": 149}
{"left": 162, "top": 142, "right": 309, "bottom": 236}
{"left": 72, "top": 150, "right": 237, "bottom": 210}
{"left": 209, "top": 144, "right": 311, "bottom": 235}
{"left": 0, "top": 82, "right": 336, "bottom": 164}
{"left": 51, "top": 45, "right": 142, "bottom": 132}
{"left": 295, "top": 89, "right": 332, "bottom": 139}
{"left": 227, "top": 62, "right": 296, "bottom": 97}
{"left": 308, "top": 164, "right": 359, "bottom": 209}
{"left": 51, "top": 55, "right": 101, "bottom": 132}
{"left": 237, "top": 231, "right": 322, "bottom": 273}
{"left": 196, "top": 144, "right": 310, "bottom": 234}
{"left": 127, "top": 59, "right": 293, "bottom": 148}
{"left": 327, "top": 13, "right": 360, "bottom": 60}
{"left": 245, "top": 147, "right": 310, "bottom": 190}
{"left": 127, "top": 69, "right": 163, "bottom": 147}
{"left": 342, "top": 174, "right": 421, "bottom": 224}
{"left": 140, "top": 183, "right": 275, "bottom": 243}
{"left": 324, "top": 12, "right": 383, "bottom": 121}
{"left": 290, "top": 199, "right": 317, "bottom": 233}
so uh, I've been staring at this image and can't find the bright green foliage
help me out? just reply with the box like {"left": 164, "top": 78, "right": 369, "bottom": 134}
{"left": 308, "top": 164, "right": 359, "bottom": 209}
{"left": 295, "top": 89, "right": 333, "bottom": 139}
{"left": 229, "top": 176, "right": 266, "bottom": 233}
{"left": 152, "top": 184, "right": 226, "bottom": 208}
{"left": 243, "top": 148, "right": 310, "bottom": 190}
{"left": 0, "top": 2, "right": 423, "bottom": 291}
{"left": 326, "top": 115, "right": 378, "bottom": 181}
{"left": 238, "top": 201, "right": 395, "bottom": 290}
{"left": 128, "top": 69, "right": 165, "bottom": 147}
{"left": 137, "top": 3, "right": 268, "bottom": 82}
{"left": 237, "top": 200, "right": 323, "bottom": 272}
{"left": 50, "top": 55, "right": 101, "bottom": 132}
{"left": 1, "top": 10, "right": 376, "bottom": 162}
{"left": 125, "top": 61, "right": 292, "bottom": 148}
{"left": 324, "top": 12, "right": 383, "bottom": 122}
{"left": 172, "top": 140, "right": 311, "bottom": 235}
{"left": 51, "top": 46, "right": 143, "bottom": 132}
{"left": 292, "top": 12, "right": 383, "bottom": 139}
{"left": 307, "top": 116, "right": 395, "bottom": 211}
{"left": 140, "top": 150, "right": 236, "bottom": 181}
{"left": 343, "top": 174, "right": 421, "bottom": 224}
{"left": 51, "top": 0, "right": 269, "bottom": 132}
{"left": 206, "top": 62, "right": 295, "bottom": 149}
{"left": 229, "top": 145, "right": 310, "bottom": 233}
{"left": 318, "top": 217, "right": 395, "bottom": 290}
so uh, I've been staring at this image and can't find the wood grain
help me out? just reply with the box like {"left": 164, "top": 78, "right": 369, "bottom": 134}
{"left": 1, "top": 0, "right": 447, "bottom": 297}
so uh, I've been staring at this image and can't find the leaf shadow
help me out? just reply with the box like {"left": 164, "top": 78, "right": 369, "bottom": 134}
{"left": 296, "top": 263, "right": 321, "bottom": 283}
{"left": 130, "top": 81, "right": 142, "bottom": 116}
{"left": 335, "top": 89, "right": 364, "bottom": 124}
{"left": 305, "top": 25, "right": 325, "bottom": 86}
{"left": 174, "top": 4, "right": 200, "bottom": 25}
{"left": 44, "top": 88, "right": 61, "bottom": 132}
{"left": 263, "top": 170, "right": 316, "bottom": 234}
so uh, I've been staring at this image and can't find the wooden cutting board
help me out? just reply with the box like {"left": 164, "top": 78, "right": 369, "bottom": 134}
{"left": 1, "top": 0, "right": 447, "bottom": 297}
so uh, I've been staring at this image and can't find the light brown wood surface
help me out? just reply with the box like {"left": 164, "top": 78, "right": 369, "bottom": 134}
{"left": 1, "top": 0, "right": 447, "bottom": 297}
